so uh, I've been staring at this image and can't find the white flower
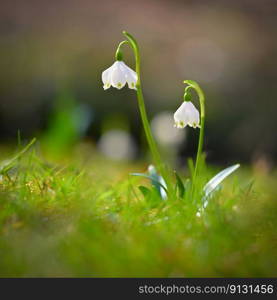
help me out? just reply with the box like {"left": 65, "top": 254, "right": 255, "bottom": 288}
{"left": 102, "top": 61, "right": 137, "bottom": 90}
{"left": 174, "top": 101, "right": 200, "bottom": 129}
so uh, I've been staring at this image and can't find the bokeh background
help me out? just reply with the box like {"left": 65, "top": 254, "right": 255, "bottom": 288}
{"left": 1, "top": 0, "right": 276, "bottom": 167}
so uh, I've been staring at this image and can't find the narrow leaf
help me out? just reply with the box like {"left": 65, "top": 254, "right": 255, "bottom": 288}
{"left": 148, "top": 165, "right": 167, "bottom": 200}
{"left": 130, "top": 173, "right": 168, "bottom": 196}
{"left": 203, "top": 163, "right": 240, "bottom": 198}
{"left": 174, "top": 171, "right": 185, "bottom": 198}
{"left": 0, "top": 138, "right": 37, "bottom": 174}
{"left": 187, "top": 158, "right": 194, "bottom": 178}
{"left": 139, "top": 186, "right": 151, "bottom": 198}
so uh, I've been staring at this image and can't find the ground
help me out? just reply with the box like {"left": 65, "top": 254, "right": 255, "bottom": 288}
{"left": 0, "top": 140, "right": 276, "bottom": 277}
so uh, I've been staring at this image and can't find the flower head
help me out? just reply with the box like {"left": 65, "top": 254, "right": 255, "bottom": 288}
{"left": 102, "top": 61, "right": 137, "bottom": 90}
{"left": 174, "top": 101, "right": 200, "bottom": 129}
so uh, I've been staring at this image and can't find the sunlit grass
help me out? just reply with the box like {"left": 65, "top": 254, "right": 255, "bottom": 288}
{"left": 0, "top": 141, "right": 276, "bottom": 277}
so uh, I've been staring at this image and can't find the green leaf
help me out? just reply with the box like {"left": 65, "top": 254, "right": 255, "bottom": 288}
{"left": 138, "top": 186, "right": 151, "bottom": 198}
{"left": 130, "top": 173, "right": 168, "bottom": 196}
{"left": 0, "top": 138, "right": 37, "bottom": 174}
{"left": 174, "top": 171, "right": 185, "bottom": 198}
{"left": 147, "top": 165, "right": 167, "bottom": 199}
{"left": 187, "top": 158, "right": 194, "bottom": 178}
{"left": 203, "top": 164, "right": 240, "bottom": 199}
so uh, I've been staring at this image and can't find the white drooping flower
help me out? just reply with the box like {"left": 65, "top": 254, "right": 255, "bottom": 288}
{"left": 102, "top": 61, "right": 137, "bottom": 90}
{"left": 174, "top": 101, "right": 200, "bottom": 129}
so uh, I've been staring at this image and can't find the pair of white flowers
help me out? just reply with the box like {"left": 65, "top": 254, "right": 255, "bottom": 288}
{"left": 102, "top": 60, "right": 200, "bottom": 129}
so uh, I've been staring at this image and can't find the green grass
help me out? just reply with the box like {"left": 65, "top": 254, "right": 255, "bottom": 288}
{"left": 0, "top": 140, "right": 276, "bottom": 277}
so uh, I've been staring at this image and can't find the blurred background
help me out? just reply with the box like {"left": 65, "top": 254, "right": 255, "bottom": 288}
{"left": 0, "top": 0, "right": 276, "bottom": 167}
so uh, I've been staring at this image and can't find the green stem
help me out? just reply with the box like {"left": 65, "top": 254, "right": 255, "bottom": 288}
{"left": 122, "top": 31, "right": 173, "bottom": 196}
{"left": 183, "top": 80, "right": 205, "bottom": 187}
{"left": 115, "top": 40, "right": 129, "bottom": 61}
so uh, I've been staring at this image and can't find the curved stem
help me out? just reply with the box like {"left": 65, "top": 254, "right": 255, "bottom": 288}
{"left": 115, "top": 40, "right": 129, "bottom": 61}
{"left": 183, "top": 80, "right": 205, "bottom": 187}
{"left": 123, "top": 31, "right": 173, "bottom": 196}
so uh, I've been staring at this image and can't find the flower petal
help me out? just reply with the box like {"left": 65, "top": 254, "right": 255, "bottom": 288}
{"left": 174, "top": 102, "right": 189, "bottom": 125}
{"left": 126, "top": 69, "right": 138, "bottom": 89}
{"left": 187, "top": 102, "right": 200, "bottom": 128}
{"left": 102, "top": 65, "right": 113, "bottom": 90}
{"left": 122, "top": 63, "right": 137, "bottom": 89}
{"left": 173, "top": 101, "right": 200, "bottom": 129}
{"left": 110, "top": 61, "right": 127, "bottom": 89}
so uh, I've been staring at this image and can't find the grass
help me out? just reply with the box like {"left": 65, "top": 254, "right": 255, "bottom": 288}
{"left": 0, "top": 139, "right": 276, "bottom": 277}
